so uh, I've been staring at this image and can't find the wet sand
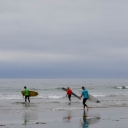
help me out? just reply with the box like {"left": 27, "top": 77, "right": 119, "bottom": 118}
{"left": 0, "top": 107, "right": 127, "bottom": 128}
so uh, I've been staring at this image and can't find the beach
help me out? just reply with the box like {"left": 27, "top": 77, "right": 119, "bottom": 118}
{"left": 0, "top": 107, "right": 127, "bottom": 128}
{"left": 0, "top": 79, "right": 128, "bottom": 127}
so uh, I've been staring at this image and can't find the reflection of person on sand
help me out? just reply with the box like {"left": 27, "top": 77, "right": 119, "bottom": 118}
{"left": 80, "top": 110, "right": 100, "bottom": 128}
{"left": 82, "top": 110, "right": 88, "bottom": 128}
{"left": 23, "top": 112, "right": 38, "bottom": 125}
{"left": 63, "top": 110, "right": 72, "bottom": 122}
{"left": 23, "top": 86, "right": 30, "bottom": 103}
{"left": 68, "top": 116, "right": 71, "bottom": 121}
{"left": 24, "top": 112, "right": 29, "bottom": 125}
{"left": 80, "top": 87, "right": 89, "bottom": 110}
{"left": 24, "top": 119, "right": 29, "bottom": 125}
{"left": 66, "top": 87, "right": 72, "bottom": 101}
{"left": 66, "top": 110, "right": 71, "bottom": 122}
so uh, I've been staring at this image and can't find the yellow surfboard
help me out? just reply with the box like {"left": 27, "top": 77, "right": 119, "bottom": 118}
{"left": 21, "top": 91, "right": 38, "bottom": 97}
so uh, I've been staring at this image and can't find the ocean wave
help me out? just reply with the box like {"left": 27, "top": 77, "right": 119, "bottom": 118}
{"left": 0, "top": 94, "right": 22, "bottom": 100}
{"left": 91, "top": 94, "right": 106, "bottom": 97}
{"left": 35, "top": 87, "right": 95, "bottom": 91}
{"left": 37, "top": 93, "right": 65, "bottom": 99}
{"left": 91, "top": 92, "right": 128, "bottom": 98}
{"left": 0, "top": 93, "right": 65, "bottom": 100}
{"left": 107, "top": 93, "right": 128, "bottom": 97}
{"left": 114, "top": 86, "right": 128, "bottom": 89}
{"left": 48, "top": 95, "right": 64, "bottom": 99}
{"left": 0, "top": 92, "right": 128, "bottom": 100}
{"left": 52, "top": 107, "right": 83, "bottom": 111}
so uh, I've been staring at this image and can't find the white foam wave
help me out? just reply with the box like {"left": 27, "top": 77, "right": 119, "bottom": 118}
{"left": 90, "top": 93, "right": 106, "bottom": 97}
{"left": 37, "top": 93, "right": 65, "bottom": 99}
{"left": 48, "top": 95, "right": 62, "bottom": 99}
{"left": 115, "top": 86, "right": 128, "bottom": 89}
{"left": 92, "top": 94, "right": 106, "bottom": 97}
{"left": 0, "top": 93, "right": 64, "bottom": 100}
{"left": 0, "top": 94, "right": 22, "bottom": 100}
{"left": 90, "top": 93, "right": 128, "bottom": 98}
{"left": 52, "top": 107, "right": 82, "bottom": 111}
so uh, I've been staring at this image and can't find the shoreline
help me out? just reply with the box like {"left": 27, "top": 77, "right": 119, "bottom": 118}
{"left": 0, "top": 107, "right": 127, "bottom": 128}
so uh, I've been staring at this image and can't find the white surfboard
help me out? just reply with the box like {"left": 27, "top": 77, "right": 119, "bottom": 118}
{"left": 79, "top": 90, "right": 100, "bottom": 103}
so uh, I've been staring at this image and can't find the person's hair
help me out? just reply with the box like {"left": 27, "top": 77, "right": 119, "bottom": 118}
{"left": 24, "top": 86, "right": 26, "bottom": 89}
{"left": 82, "top": 86, "right": 85, "bottom": 90}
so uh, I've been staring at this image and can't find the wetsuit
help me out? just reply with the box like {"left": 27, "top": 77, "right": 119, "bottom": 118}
{"left": 82, "top": 89, "right": 88, "bottom": 109}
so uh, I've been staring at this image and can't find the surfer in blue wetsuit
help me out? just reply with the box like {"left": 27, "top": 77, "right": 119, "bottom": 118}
{"left": 80, "top": 87, "right": 89, "bottom": 110}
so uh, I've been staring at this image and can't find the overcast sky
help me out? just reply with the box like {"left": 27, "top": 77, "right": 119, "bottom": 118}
{"left": 0, "top": 0, "right": 128, "bottom": 78}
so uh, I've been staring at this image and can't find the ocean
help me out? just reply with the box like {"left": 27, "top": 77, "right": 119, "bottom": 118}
{"left": 0, "top": 79, "right": 128, "bottom": 113}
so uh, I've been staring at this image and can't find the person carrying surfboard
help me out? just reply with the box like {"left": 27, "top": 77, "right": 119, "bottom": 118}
{"left": 23, "top": 86, "right": 30, "bottom": 103}
{"left": 80, "top": 87, "right": 89, "bottom": 110}
{"left": 66, "top": 87, "right": 72, "bottom": 101}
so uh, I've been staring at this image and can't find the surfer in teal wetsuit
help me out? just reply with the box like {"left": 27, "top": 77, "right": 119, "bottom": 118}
{"left": 23, "top": 86, "right": 30, "bottom": 103}
{"left": 80, "top": 87, "right": 89, "bottom": 110}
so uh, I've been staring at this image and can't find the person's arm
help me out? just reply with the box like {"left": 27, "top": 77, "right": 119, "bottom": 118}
{"left": 23, "top": 90, "right": 25, "bottom": 98}
{"left": 66, "top": 90, "right": 68, "bottom": 97}
{"left": 80, "top": 95, "right": 82, "bottom": 100}
{"left": 87, "top": 91, "right": 89, "bottom": 99}
{"left": 80, "top": 91, "right": 83, "bottom": 99}
{"left": 28, "top": 90, "right": 30, "bottom": 95}
{"left": 66, "top": 92, "right": 68, "bottom": 97}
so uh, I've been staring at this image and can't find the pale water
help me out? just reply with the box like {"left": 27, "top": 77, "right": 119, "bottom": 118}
{"left": 0, "top": 79, "right": 128, "bottom": 113}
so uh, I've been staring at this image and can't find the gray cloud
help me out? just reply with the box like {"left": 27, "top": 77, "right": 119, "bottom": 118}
{"left": 0, "top": 0, "right": 128, "bottom": 78}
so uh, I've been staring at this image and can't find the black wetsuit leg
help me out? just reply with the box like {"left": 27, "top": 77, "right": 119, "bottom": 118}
{"left": 25, "top": 95, "right": 30, "bottom": 103}
{"left": 83, "top": 98, "right": 88, "bottom": 108}
{"left": 25, "top": 96, "right": 27, "bottom": 102}
{"left": 68, "top": 94, "right": 71, "bottom": 101}
{"left": 28, "top": 95, "right": 30, "bottom": 103}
